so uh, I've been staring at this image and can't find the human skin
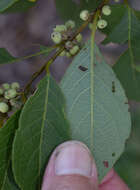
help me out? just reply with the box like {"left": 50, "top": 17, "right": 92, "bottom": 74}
{"left": 41, "top": 141, "right": 130, "bottom": 190}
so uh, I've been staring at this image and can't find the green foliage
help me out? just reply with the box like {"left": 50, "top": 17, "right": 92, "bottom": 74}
{"left": 115, "top": 109, "right": 140, "bottom": 190}
{"left": 55, "top": 0, "right": 102, "bottom": 26}
{"left": 60, "top": 42, "right": 131, "bottom": 180}
{"left": 12, "top": 75, "right": 70, "bottom": 190}
{"left": 112, "top": 7, "right": 140, "bottom": 101}
{"left": 101, "top": 5, "right": 127, "bottom": 41}
{"left": 0, "top": 110, "right": 20, "bottom": 189}
{"left": 0, "top": 0, "right": 140, "bottom": 189}
{"left": 0, "top": 0, "right": 36, "bottom": 13}
{"left": 113, "top": 51, "right": 140, "bottom": 101}
{"left": 0, "top": 49, "right": 16, "bottom": 64}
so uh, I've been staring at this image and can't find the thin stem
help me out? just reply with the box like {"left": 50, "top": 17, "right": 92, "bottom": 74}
{"left": 23, "top": 0, "right": 110, "bottom": 100}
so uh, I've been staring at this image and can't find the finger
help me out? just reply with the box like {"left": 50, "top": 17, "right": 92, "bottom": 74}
{"left": 41, "top": 141, "right": 98, "bottom": 190}
{"left": 99, "top": 169, "right": 130, "bottom": 190}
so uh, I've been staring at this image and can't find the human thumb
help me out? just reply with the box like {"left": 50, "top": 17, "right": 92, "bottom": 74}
{"left": 41, "top": 141, "right": 98, "bottom": 190}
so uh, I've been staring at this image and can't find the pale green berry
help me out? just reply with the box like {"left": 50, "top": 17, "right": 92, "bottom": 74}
{"left": 0, "top": 88, "right": 4, "bottom": 95}
{"left": 60, "top": 50, "right": 66, "bottom": 57}
{"left": 70, "top": 45, "right": 79, "bottom": 55}
{"left": 65, "top": 41, "right": 73, "bottom": 49}
{"left": 53, "top": 25, "right": 67, "bottom": 32}
{"left": 11, "top": 82, "right": 20, "bottom": 89}
{"left": 97, "top": 19, "right": 107, "bottom": 29}
{"left": 66, "top": 52, "right": 71, "bottom": 58}
{"left": 65, "top": 20, "right": 75, "bottom": 29}
{"left": 80, "top": 10, "right": 89, "bottom": 21}
{"left": 4, "top": 89, "right": 17, "bottom": 99}
{"left": 2, "top": 83, "right": 10, "bottom": 90}
{"left": 102, "top": 5, "right": 111, "bottom": 16}
{"left": 114, "top": 0, "right": 119, "bottom": 2}
{"left": 10, "top": 99, "right": 20, "bottom": 108}
{"left": 0, "top": 102, "right": 9, "bottom": 113}
{"left": 76, "top": 34, "right": 82, "bottom": 42}
{"left": 51, "top": 32, "right": 62, "bottom": 44}
{"left": 9, "top": 99, "right": 16, "bottom": 106}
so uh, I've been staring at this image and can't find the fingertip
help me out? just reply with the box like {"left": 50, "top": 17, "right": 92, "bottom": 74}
{"left": 42, "top": 141, "right": 98, "bottom": 190}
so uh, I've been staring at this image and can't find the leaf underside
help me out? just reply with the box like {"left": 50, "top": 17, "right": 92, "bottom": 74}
{"left": 60, "top": 42, "right": 131, "bottom": 180}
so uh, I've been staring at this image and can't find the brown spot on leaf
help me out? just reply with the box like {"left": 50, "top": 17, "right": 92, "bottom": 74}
{"left": 78, "top": 65, "right": 88, "bottom": 71}
{"left": 112, "top": 81, "right": 115, "bottom": 93}
{"left": 103, "top": 161, "right": 109, "bottom": 168}
{"left": 112, "top": 152, "right": 115, "bottom": 157}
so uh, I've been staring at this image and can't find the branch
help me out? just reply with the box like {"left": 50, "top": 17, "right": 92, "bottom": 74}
{"left": 23, "top": 0, "right": 110, "bottom": 99}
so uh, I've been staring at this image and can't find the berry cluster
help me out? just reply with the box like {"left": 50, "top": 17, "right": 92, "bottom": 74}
{"left": 0, "top": 82, "right": 21, "bottom": 114}
{"left": 80, "top": 5, "right": 112, "bottom": 29}
{"left": 51, "top": 20, "right": 83, "bottom": 57}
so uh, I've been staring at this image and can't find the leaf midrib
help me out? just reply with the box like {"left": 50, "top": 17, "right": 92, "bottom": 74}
{"left": 38, "top": 75, "right": 50, "bottom": 186}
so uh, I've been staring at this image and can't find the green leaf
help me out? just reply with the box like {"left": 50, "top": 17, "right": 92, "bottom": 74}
{"left": 102, "top": 11, "right": 128, "bottom": 44}
{"left": 60, "top": 42, "right": 131, "bottom": 180}
{"left": 12, "top": 75, "right": 70, "bottom": 190}
{"left": 0, "top": 48, "right": 16, "bottom": 64}
{"left": 113, "top": 51, "right": 140, "bottom": 101}
{"left": 0, "top": 111, "right": 20, "bottom": 189}
{"left": 0, "top": 0, "right": 36, "bottom": 13}
{"left": 101, "top": 5, "right": 127, "bottom": 38}
{"left": 1, "top": 164, "right": 20, "bottom": 190}
{"left": 113, "top": 7, "right": 140, "bottom": 101}
{"left": 55, "top": 0, "right": 101, "bottom": 26}
{"left": 55, "top": 0, "right": 81, "bottom": 24}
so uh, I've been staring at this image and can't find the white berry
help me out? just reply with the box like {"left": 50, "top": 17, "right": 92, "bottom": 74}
{"left": 97, "top": 19, "right": 107, "bottom": 29}
{"left": 51, "top": 32, "right": 62, "bottom": 44}
{"left": 80, "top": 10, "right": 89, "bottom": 21}
{"left": 66, "top": 52, "right": 71, "bottom": 58}
{"left": 76, "top": 34, "right": 82, "bottom": 42}
{"left": 102, "top": 5, "right": 111, "bottom": 16}
{"left": 53, "top": 25, "right": 67, "bottom": 33}
{"left": 4, "top": 89, "right": 17, "bottom": 99}
{"left": 65, "top": 20, "right": 75, "bottom": 29}
{"left": 70, "top": 45, "right": 79, "bottom": 55}
{"left": 0, "top": 102, "right": 9, "bottom": 113}
{"left": 65, "top": 41, "right": 73, "bottom": 49}
{"left": 60, "top": 50, "right": 66, "bottom": 57}
{"left": 2, "top": 83, "right": 10, "bottom": 90}
{"left": 11, "top": 82, "right": 20, "bottom": 89}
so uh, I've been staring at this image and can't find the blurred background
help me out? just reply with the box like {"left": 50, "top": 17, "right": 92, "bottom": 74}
{"left": 0, "top": 0, "right": 140, "bottom": 189}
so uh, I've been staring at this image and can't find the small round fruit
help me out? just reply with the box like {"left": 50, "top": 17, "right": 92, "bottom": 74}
{"left": 76, "top": 34, "right": 82, "bottom": 42}
{"left": 80, "top": 10, "right": 89, "bottom": 21}
{"left": 66, "top": 52, "right": 71, "bottom": 58}
{"left": 65, "top": 41, "right": 73, "bottom": 49}
{"left": 65, "top": 20, "right": 75, "bottom": 29}
{"left": 0, "top": 102, "right": 9, "bottom": 113}
{"left": 2, "top": 83, "right": 10, "bottom": 90}
{"left": 11, "top": 82, "right": 20, "bottom": 89}
{"left": 51, "top": 32, "right": 62, "bottom": 44}
{"left": 4, "top": 89, "right": 17, "bottom": 99}
{"left": 70, "top": 45, "right": 79, "bottom": 55}
{"left": 53, "top": 25, "right": 67, "bottom": 32}
{"left": 97, "top": 19, "right": 107, "bottom": 29}
{"left": 0, "top": 88, "right": 4, "bottom": 95}
{"left": 102, "top": 5, "right": 111, "bottom": 16}
{"left": 60, "top": 50, "right": 66, "bottom": 57}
